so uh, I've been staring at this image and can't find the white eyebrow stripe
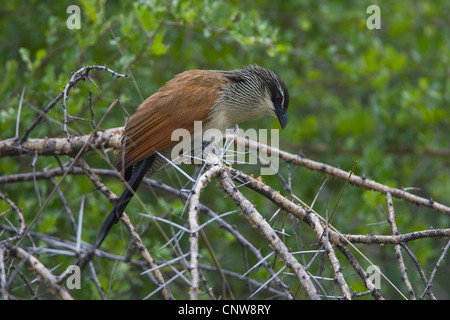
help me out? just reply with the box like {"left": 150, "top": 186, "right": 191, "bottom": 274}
{"left": 276, "top": 81, "right": 285, "bottom": 106}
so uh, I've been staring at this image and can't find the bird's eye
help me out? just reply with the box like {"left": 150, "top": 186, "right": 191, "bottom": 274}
{"left": 275, "top": 95, "right": 282, "bottom": 103}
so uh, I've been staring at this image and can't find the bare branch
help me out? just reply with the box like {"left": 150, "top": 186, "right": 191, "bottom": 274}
{"left": 217, "top": 168, "right": 321, "bottom": 300}
{"left": 2, "top": 242, "right": 73, "bottom": 300}
{"left": 0, "top": 127, "right": 123, "bottom": 158}
{"left": 228, "top": 134, "right": 450, "bottom": 216}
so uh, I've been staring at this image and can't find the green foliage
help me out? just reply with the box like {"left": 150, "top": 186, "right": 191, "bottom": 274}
{"left": 0, "top": 0, "right": 449, "bottom": 300}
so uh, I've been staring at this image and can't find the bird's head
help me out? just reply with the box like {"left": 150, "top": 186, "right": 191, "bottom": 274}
{"left": 221, "top": 65, "right": 289, "bottom": 128}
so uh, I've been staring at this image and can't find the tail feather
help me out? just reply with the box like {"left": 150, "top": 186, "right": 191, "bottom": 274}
{"left": 93, "top": 155, "right": 155, "bottom": 249}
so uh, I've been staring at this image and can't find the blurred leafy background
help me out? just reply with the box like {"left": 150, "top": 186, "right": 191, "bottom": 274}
{"left": 0, "top": 0, "right": 449, "bottom": 299}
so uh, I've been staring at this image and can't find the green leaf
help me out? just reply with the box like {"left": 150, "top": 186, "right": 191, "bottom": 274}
{"left": 151, "top": 33, "right": 169, "bottom": 56}
{"left": 135, "top": 5, "right": 159, "bottom": 31}
{"left": 18, "top": 47, "right": 32, "bottom": 72}
{"left": 81, "top": 0, "right": 99, "bottom": 24}
{"left": 32, "top": 48, "right": 47, "bottom": 71}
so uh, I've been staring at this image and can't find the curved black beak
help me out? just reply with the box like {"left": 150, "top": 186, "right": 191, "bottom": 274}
{"left": 275, "top": 108, "right": 288, "bottom": 129}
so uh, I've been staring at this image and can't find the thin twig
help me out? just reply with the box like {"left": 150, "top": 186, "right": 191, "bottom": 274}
{"left": 420, "top": 240, "right": 450, "bottom": 300}
{"left": 386, "top": 192, "right": 415, "bottom": 299}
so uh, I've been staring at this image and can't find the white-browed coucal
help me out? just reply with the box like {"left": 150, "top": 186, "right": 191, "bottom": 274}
{"left": 94, "top": 65, "right": 289, "bottom": 248}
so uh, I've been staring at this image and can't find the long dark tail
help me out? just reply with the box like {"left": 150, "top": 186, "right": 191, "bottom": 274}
{"left": 93, "top": 156, "right": 155, "bottom": 249}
